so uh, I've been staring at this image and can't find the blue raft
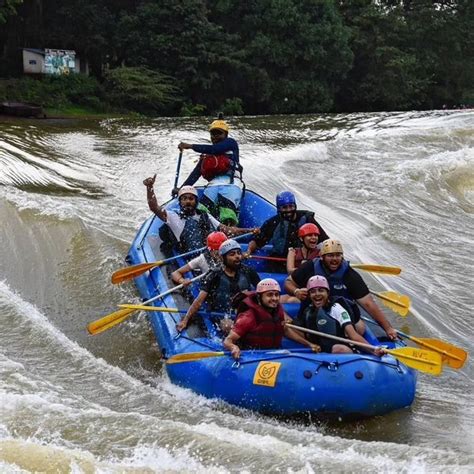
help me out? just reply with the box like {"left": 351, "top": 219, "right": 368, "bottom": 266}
{"left": 126, "top": 189, "right": 417, "bottom": 417}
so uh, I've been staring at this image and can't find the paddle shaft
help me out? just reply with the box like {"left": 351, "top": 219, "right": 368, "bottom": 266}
{"left": 152, "top": 230, "right": 253, "bottom": 267}
{"left": 173, "top": 151, "right": 183, "bottom": 191}
{"left": 138, "top": 273, "right": 206, "bottom": 307}
{"left": 118, "top": 305, "right": 230, "bottom": 319}
{"left": 286, "top": 324, "right": 377, "bottom": 352}
{"left": 112, "top": 231, "right": 254, "bottom": 284}
{"left": 249, "top": 256, "right": 401, "bottom": 275}
{"left": 88, "top": 273, "right": 206, "bottom": 335}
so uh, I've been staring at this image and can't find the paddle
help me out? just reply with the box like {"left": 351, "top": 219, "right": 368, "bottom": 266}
{"left": 111, "top": 231, "right": 253, "bottom": 284}
{"left": 369, "top": 290, "right": 411, "bottom": 317}
{"left": 286, "top": 324, "right": 442, "bottom": 375}
{"left": 87, "top": 273, "right": 206, "bottom": 335}
{"left": 249, "top": 256, "right": 401, "bottom": 275}
{"left": 361, "top": 317, "right": 467, "bottom": 369}
{"left": 173, "top": 151, "right": 183, "bottom": 194}
{"left": 117, "top": 304, "right": 230, "bottom": 319}
{"left": 167, "top": 351, "right": 226, "bottom": 364}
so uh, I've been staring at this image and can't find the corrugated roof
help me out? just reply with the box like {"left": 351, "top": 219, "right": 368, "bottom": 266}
{"left": 21, "top": 48, "right": 45, "bottom": 55}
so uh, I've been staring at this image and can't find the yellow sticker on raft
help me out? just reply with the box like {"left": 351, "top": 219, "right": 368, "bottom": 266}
{"left": 253, "top": 361, "right": 282, "bottom": 388}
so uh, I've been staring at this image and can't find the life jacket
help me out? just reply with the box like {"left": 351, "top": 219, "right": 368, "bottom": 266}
{"left": 208, "top": 266, "right": 256, "bottom": 313}
{"left": 235, "top": 292, "right": 285, "bottom": 349}
{"left": 312, "top": 259, "right": 361, "bottom": 323}
{"left": 159, "top": 210, "right": 212, "bottom": 253}
{"left": 200, "top": 153, "right": 232, "bottom": 181}
{"left": 269, "top": 212, "right": 311, "bottom": 257}
{"left": 302, "top": 303, "right": 345, "bottom": 352}
{"left": 313, "top": 258, "right": 351, "bottom": 299}
{"left": 294, "top": 247, "right": 320, "bottom": 269}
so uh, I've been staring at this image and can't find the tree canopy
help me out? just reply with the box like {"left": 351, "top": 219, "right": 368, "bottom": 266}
{"left": 1, "top": 0, "right": 472, "bottom": 115}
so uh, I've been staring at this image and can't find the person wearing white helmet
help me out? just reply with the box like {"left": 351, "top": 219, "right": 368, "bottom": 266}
{"left": 143, "top": 174, "right": 254, "bottom": 253}
{"left": 224, "top": 278, "right": 320, "bottom": 360}
{"left": 176, "top": 239, "right": 260, "bottom": 332}
{"left": 292, "top": 276, "right": 385, "bottom": 356}
{"left": 177, "top": 117, "right": 243, "bottom": 226}
{"left": 285, "top": 239, "right": 397, "bottom": 340}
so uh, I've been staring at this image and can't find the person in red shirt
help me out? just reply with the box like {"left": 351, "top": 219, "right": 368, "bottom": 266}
{"left": 223, "top": 278, "right": 320, "bottom": 360}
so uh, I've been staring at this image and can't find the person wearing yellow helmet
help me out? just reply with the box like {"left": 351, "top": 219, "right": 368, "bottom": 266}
{"left": 285, "top": 239, "right": 397, "bottom": 341}
{"left": 177, "top": 117, "right": 243, "bottom": 226}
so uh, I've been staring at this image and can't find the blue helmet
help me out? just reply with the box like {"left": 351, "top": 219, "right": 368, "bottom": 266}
{"left": 276, "top": 191, "right": 296, "bottom": 208}
{"left": 219, "top": 239, "right": 241, "bottom": 256}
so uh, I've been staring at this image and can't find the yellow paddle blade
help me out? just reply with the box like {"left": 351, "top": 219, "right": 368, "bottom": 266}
{"left": 111, "top": 261, "right": 163, "bottom": 284}
{"left": 87, "top": 308, "right": 136, "bottom": 335}
{"left": 166, "top": 351, "right": 225, "bottom": 364}
{"left": 410, "top": 337, "right": 468, "bottom": 369}
{"left": 372, "top": 290, "right": 411, "bottom": 317}
{"left": 387, "top": 347, "right": 442, "bottom": 375}
{"left": 352, "top": 264, "right": 401, "bottom": 275}
{"left": 118, "top": 304, "right": 180, "bottom": 313}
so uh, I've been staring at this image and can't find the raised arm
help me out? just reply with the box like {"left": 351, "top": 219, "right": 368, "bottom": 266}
{"left": 143, "top": 175, "right": 167, "bottom": 222}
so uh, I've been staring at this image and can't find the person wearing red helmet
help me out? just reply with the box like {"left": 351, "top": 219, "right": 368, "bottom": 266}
{"left": 286, "top": 223, "right": 321, "bottom": 273}
{"left": 292, "top": 276, "right": 385, "bottom": 356}
{"left": 224, "top": 278, "right": 320, "bottom": 360}
{"left": 171, "top": 231, "right": 227, "bottom": 286}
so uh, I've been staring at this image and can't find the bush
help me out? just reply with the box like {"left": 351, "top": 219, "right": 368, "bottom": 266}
{"left": 0, "top": 75, "right": 104, "bottom": 109}
{"left": 221, "top": 97, "right": 244, "bottom": 116}
{"left": 179, "top": 101, "right": 207, "bottom": 116}
{"left": 103, "top": 66, "right": 180, "bottom": 114}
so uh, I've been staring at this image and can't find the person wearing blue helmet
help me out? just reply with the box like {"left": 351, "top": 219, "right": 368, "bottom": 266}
{"left": 176, "top": 239, "right": 260, "bottom": 332}
{"left": 245, "top": 191, "right": 329, "bottom": 271}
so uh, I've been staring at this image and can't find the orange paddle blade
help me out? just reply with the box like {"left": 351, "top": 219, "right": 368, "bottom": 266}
{"left": 111, "top": 261, "right": 163, "bottom": 284}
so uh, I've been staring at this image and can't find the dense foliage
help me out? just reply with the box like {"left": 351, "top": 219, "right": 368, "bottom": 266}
{"left": 1, "top": 0, "right": 472, "bottom": 115}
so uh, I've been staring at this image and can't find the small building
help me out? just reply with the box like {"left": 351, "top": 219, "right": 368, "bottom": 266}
{"left": 22, "top": 48, "right": 89, "bottom": 75}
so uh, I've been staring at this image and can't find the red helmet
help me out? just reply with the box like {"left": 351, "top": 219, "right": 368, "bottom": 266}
{"left": 206, "top": 231, "right": 228, "bottom": 251}
{"left": 298, "top": 223, "right": 320, "bottom": 238}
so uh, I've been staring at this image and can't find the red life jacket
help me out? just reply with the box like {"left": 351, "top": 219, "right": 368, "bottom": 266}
{"left": 294, "top": 247, "right": 320, "bottom": 269}
{"left": 200, "top": 154, "right": 231, "bottom": 181}
{"left": 235, "top": 292, "right": 285, "bottom": 349}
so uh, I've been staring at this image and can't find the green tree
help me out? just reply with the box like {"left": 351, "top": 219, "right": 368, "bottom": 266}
{"left": 210, "top": 0, "right": 353, "bottom": 114}
{"left": 0, "top": 0, "right": 22, "bottom": 24}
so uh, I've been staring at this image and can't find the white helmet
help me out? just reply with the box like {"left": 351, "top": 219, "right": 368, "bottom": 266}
{"left": 178, "top": 185, "right": 198, "bottom": 198}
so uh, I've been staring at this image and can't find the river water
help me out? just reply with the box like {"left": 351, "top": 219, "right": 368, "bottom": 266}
{"left": 0, "top": 111, "right": 473, "bottom": 473}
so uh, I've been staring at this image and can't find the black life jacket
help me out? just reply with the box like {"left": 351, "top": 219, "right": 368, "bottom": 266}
{"left": 207, "top": 266, "right": 257, "bottom": 313}
{"left": 302, "top": 303, "right": 346, "bottom": 353}
{"left": 159, "top": 210, "right": 212, "bottom": 253}
{"left": 269, "top": 212, "right": 312, "bottom": 256}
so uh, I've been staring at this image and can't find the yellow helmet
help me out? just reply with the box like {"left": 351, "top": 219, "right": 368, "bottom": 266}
{"left": 320, "top": 239, "right": 344, "bottom": 256}
{"left": 209, "top": 119, "right": 229, "bottom": 132}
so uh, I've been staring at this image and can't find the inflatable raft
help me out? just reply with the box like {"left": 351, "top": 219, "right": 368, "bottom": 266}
{"left": 125, "top": 189, "right": 417, "bottom": 417}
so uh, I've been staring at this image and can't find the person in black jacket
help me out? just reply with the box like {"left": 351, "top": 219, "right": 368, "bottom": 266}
{"left": 244, "top": 191, "right": 329, "bottom": 271}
